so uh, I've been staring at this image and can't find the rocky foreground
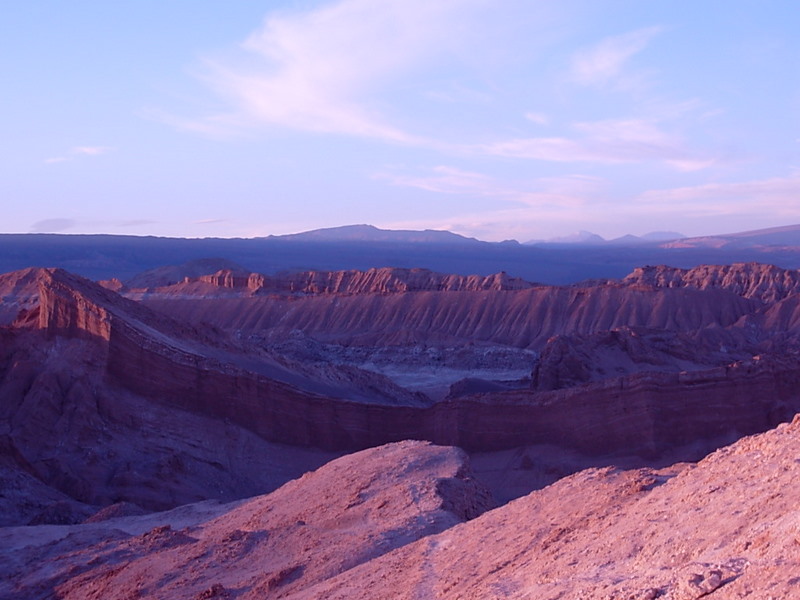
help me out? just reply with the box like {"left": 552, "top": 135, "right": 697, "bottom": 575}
{"left": 1, "top": 417, "right": 799, "bottom": 599}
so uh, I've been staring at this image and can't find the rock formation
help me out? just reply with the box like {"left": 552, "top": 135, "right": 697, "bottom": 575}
{"left": 0, "top": 441, "right": 493, "bottom": 600}
{"left": 296, "top": 415, "right": 800, "bottom": 599}
{"left": 141, "top": 282, "right": 758, "bottom": 349}
{"left": 4, "top": 267, "right": 799, "bottom": 462}
{"left": 3, "top": 418, "right": 800, "bottom": 598}
{"left": 3, "top": 258, "right": 800, "bottom": 598}
{"left": 623, "top": 261, "right": 800, "bottom": 303}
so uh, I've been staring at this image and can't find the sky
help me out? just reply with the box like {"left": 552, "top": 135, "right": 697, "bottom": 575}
{"left": 2, "top": 0, "right": 799, "bottom": 242}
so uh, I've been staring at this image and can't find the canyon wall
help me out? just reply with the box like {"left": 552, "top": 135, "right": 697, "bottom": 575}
{"left": 194, "top": 266, "right": 536, "bottom": 294}
{"left": 13, "top": 268, "right": 800, "bottom": 459}
{"left": 623, "top": 262, "right": 800, "bottom": 303}
{"left": 143, "top": 284, "right": 758, "bottom": 349}
{"left": 103, "top": 301, "right": 800, "bottom": 455}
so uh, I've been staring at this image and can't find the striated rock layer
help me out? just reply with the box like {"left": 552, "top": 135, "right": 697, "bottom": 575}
{"left": 142, "top": 283, "right": 758, "bottom": 349}
{"left": 4, "top": 265, "right": 800, "bottom": 526}
{"left": 7, "top": 269, "right": 798, "bottom": 457}
{"left": 623, "top": 261, "right": 800, "bottom": 303}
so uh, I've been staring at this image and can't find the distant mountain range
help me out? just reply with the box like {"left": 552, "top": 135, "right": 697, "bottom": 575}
{"left": 526, "top": 230, "right": 687, "bottom": 246}
{"left": 271, "top": 223, "right": 800, "bottom": 249}
{"left": 2, "top": 223, "right": 800, "bottom": 285}
{"left": 268, "top": 224, "right": 482, "bottom": 244}
{"left": 526, "top": 224, "right": 800, "bottom": 249}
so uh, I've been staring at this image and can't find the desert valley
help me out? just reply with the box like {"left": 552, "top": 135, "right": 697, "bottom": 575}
{"left": 1, "top": 225, "right": 800, "bottom": 598}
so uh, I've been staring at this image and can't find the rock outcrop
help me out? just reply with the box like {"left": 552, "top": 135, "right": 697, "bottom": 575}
{"left": 297, "top": 415, "right": 800, "bottom": 599}
{"left": 0, "top": 441, "right": 493, "bottom": 600}
{"left": 4, "top": 418, "right": 800, "bottom": 599}
{"left": 4, "top": 265, "right": 800, "bottom": 527}
{"left": 623, "top": 262, "right": 800, "bottom": 303}
{"left": 0, "top": 267, "right": 43, "bottom": 324}
{"left": 141, "top": 265, "right": 538, "bottom": 296}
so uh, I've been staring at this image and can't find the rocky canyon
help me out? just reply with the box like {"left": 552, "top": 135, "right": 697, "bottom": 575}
{"left": 2, "top": 249, "right": 800, "bottom": 598}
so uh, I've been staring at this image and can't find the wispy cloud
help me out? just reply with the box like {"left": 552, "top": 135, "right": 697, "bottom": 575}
{"left": 72, "top": 146, "right": 112, "bottom": 156}
{"left": 570, "top": 26, "right": 662, "bottom": 87}
{"left": 189, "top": 0, "right": 489, "bottom": 143}
{"left": 638, "top": 175, "right": 800, "bottom": 217}
{"left": 382, "top": 169, "right": 800, "bottom": 241}
{"left": 524, "top": 112, "right": 550, "bottom": 125}
{"left": 378, "top": 166, "right": 512, "bottom": 197}
{"left": 377, "top": 165, "right": 604, "bottom": 208}
{"left": 479, "top": 117, "right": 714, "bottom": 169}
{"left": 44, "top": 145, "right": 113, "bottom": 164}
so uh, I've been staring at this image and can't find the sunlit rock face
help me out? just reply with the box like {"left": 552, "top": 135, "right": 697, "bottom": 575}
{"left": 0, "top": 440, "right": 494, "bottom": 600}
{"left": 3, "top": 418, "right": 800, "bottom": 599}
{"left": 294, "top": 415, "right": 800, "bottom": 600}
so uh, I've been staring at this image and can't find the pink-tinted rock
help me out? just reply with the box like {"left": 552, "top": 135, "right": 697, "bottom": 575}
{"left": 0, "top": 440, "right": 493, "bottom": 600}
{"left": 623, "top": 262, "right": 800, "bottom": 303}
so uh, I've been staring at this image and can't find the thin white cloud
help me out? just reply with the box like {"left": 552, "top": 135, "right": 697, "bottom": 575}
{"left": 377, "top": 165, "right": 604, "bottom": 208}
{"left": 43, "top": 146, "right": 113, "bottom": 164}
{"left": 524, "top": 111, "right": 550, "bottom": 125}
{"left": 383, "top": 171, "right": 800, "bottom": 242}
{"left": 386, "top": 200, "right": 616, "bottom": 243}
{"left": 378, "top": 166, "right": 510, "bottom": 196}
{"left": 479, "top": 117, "right": 713, "bottom": 168}
{"left": 570, "top": 26, "right": 662, "bottom": 87}
{"left": 72, "top": 146, "right": 112, "bottom": 156}
{"left": 193, "top": 0, "right": 489, "bottom": 143}
{"left": 638, "top": 175, "right": 800, "bottom": 217}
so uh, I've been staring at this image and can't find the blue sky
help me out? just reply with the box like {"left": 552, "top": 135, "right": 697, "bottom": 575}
{"left": 3, "top": 0, "right": 799, "bottom": 241}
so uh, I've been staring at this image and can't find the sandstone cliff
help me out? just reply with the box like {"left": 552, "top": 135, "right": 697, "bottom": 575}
{"left": 623, "top": 261, "right": 800, "bottom": 303}
{"left": 138, "top": 265, "right": 538, "bottom": 296}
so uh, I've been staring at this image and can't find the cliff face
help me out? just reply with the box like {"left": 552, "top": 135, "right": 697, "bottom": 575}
{"left": 105, "top": 319, "right": 800, "bottom": 454}
{"left": 142, "top": 284, "right": 757, "bottom": 350}
{"left": 3, "top": 265, "right": 800, "bottom": 524}
{"left": 36, "top": 269, "right": 113, "bottom": 341}
{"left": 189, "top": 266, "right": 536, "bottom": 295}
{"left": 78, "top": 285, "right": 800, "bottom": 456}
{"left": 0, "top": 267, "right": 43, "bottom": 324}
{"left": 623, "top": 262, "right": 800, "bottom": 303}
{"left": 0, "top": 332, "right": 339, "bottom": 522}
{"left": 7, "top": 268, "right": 796, "bottom": 459}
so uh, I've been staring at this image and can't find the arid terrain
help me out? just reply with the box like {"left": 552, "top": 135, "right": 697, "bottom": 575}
{"left": 3, "top": 229, "right": 800, "bottom": 598}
